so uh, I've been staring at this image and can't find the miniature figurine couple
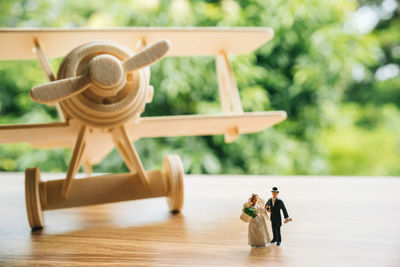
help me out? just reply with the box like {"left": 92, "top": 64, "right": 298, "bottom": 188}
{"left": 240, "top": 187, "right": 292, "bottom": 247}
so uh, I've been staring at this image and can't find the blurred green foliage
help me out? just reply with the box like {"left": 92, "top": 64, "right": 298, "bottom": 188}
{"left": 0, "top": 0, "right": 399, "bottom": 175}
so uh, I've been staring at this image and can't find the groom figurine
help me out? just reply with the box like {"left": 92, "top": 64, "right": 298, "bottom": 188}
{"left": 265, "top": 187, "right": 291, "bottom": 246}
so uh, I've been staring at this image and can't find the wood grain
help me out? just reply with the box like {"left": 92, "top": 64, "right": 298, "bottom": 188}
{"left": 1, "top": 173, "right": 399, "bottom": 266}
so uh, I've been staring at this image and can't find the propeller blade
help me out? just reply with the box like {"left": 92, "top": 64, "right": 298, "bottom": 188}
{"left": 30, "top": 75, "right": 91, "bottom": 103}
{"left": 122, "top": 40, "right": 170, "bottom": 72}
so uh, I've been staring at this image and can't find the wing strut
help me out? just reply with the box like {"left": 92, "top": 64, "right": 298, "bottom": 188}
{"left": 33, "top": 38, "right": 65, "bottom": 122}
{"left": 111, "top": 124, "right": 150, "bottom": 190}
{"left": 216, "top": 52, "right": 244, "bottom": 143}
{"left": 61, "top": 124, "right": 88, "bottom": 198}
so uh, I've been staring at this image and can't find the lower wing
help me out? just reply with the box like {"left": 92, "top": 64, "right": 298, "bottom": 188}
{"left": 128, "top": 111, "right": 286, "bottom": 143}
{"left": 0, "top": 121, "right": 78, "bottom": 148}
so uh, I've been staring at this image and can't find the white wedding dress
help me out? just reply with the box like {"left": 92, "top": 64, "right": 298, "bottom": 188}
{"left": 241, "top": 202, "right": 271, "bottom": 247}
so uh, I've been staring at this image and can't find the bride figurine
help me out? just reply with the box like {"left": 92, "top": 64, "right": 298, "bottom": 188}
{"left": 240, "top": 193, "right": 271, "bottom": 247}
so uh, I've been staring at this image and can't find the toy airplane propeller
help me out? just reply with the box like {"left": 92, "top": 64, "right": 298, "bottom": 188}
{"left": 0, "top": 27, "right": 286, "bottom": 230}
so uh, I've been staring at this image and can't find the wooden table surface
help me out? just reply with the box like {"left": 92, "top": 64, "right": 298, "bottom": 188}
{"left": 0, "top": 172, "right": 399, "bottom": 266}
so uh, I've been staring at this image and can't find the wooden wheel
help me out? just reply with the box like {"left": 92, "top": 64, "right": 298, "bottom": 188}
{"left": 163, "top": 155, "right": 184, "bottom": 213}
{"left": 25, "top": 168, "right": 44, "bottom": 230}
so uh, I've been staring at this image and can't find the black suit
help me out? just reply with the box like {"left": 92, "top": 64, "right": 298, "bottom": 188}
{"left": 266, "top": 198, "right": 289, "bottom": 242}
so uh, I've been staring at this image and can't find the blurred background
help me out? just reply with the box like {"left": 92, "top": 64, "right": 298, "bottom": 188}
{"left": 0, "top": 0, "right": 399, "bottom": 176}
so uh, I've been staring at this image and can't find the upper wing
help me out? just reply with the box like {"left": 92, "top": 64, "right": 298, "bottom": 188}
{"left": 127, "top": 111, "right": 286, "bottom": 142}
{"left": 0, "top": 27, "right": 274, "bottom": 60}
{"left": 0, "top": 121, "right": 79, "bottom": 148}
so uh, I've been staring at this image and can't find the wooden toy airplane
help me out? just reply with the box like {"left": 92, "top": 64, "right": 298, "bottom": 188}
{"left": 0, "top": 27, "right": 286, "bottom": 230}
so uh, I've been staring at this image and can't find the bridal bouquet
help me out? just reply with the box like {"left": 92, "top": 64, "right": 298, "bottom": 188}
{"left": 244, "top": 207, "right": 257, "bottom": 218}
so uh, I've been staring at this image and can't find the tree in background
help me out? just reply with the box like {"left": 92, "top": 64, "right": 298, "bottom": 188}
{"left": 0, "top": 0, "right": 399, "bottom": 175}
{"left": 322, "top": 0, "right": 400, "bottom": 175}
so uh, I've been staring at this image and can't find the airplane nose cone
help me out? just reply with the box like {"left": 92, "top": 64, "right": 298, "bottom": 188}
{"left": 89, "top": 54, "right": 125, "bottom": 96}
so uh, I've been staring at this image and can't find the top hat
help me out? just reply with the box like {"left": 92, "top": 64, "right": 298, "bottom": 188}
{"left": 271, "top": 187, "right": 279, "bottom": 193}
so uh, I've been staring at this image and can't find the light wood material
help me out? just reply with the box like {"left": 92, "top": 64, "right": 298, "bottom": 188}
{"left": 33, "top": 38, "right": 56, "bottom": 82}
{"left": 33, "top": 38, "right": 65, "bottom": 121}
{"left": 24, "top": 168, "right": 44, "bottom": 229}
{"left": 0, "top": 27, "right": 287, "bottom": 230}
{"left": 128, "top": 111, "right": 286, "bottom": 140}
{"left": 2, "top": 173, "right": 400, "bottom": 266}
{"left": 55, "top": 41, "right": 151, "bottom": 129}
{"left": 216, "top": 52, "right": 243, "bottom": 114}
{"left": 80, "top": 128, "right": 115, "bottom": 165}
{"left": 216, "top": 54, "right": 232, "bottom": 114}
{"left": 39, "top": 171, "right": 166, "bottom": 210}
{"left": 216, "top": 52, "right": 244, "bottom": 143}
{"left": 122, "top": 39, "right": 170, "bottom": 71}
{"left": 0, "top": 27, "right": 274, "bottom": 60}
{"left": 31, "top": 40, "right": 169, "bottom": 105}
{"left": 31, "top": 75, "right": 91, "bottom": 104}
{"left": 0, "top": 120, "right": 79, "bottom": 147}
{"left": 111, "top": 125, "right": 149, "bottom": 189}
{"left": 24, "top": 155, "right": 183, "bottom": 211}
{"left": 0, "top": 111, "right": 286, "bottom": 146}
{"left": 163, "top": 154, "right": 184, "bottom": 212}
{"left": 82, "top": 159, "right": 92, "bottom": 177}
{"left": 61, "top": 124, "right": 88, "bottom": 198}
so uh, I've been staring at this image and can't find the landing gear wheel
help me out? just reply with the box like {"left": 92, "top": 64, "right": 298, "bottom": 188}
{"left": 163, "top": 154, "right": 184, "bottom": 213}
{"left": 25, "top": 168, "right": 44, "bottom": 230}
